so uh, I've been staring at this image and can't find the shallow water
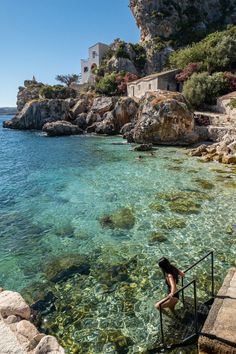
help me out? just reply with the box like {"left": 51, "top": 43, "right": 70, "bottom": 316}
{"left": 1, "top": 116, "right": 236, "bottom": 353}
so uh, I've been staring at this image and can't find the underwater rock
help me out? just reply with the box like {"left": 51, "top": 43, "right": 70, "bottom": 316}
{"left": 158, "top": 217, "right": 187, "bottom": 230}
{"left": 99, "top": 207, "right": 135, "bottom": 229}
{"left": 193, "top": 178, "right": 215, "bottom": 190}
{"left": 149, "top": 203, "right": 165, "bottom": 212}
{"left": 148, "top": 231, "right": 167, "bottom": 244}
{"left": 169, "top": 199, "right": 201, "bottom": 214}
{"left": 50, "top": 264, "right": 90, "bottom": 283}
{"left": 31, "top": 291, "right": 57, "bottom": 314}
{"left": 43, "top": 254, "right": 91, "bottom": 282}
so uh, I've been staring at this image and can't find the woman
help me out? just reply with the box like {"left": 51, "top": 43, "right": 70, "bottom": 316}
{"left": 155, "top": 257, "right": 185, "bottom": 311}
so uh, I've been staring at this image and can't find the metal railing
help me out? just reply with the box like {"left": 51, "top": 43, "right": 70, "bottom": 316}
{"left": 181, "top": 250, "right": 214, "bottom": 304}
{"left": 158, "top": 251, "right": 214, "bottom": 348}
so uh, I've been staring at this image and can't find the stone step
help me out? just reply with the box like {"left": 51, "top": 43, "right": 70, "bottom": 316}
{"left": 194, "top": 111, "right": 235, "bottom": 127}
{"left": 199, "top": 268, "right": 236, "bottom": 354}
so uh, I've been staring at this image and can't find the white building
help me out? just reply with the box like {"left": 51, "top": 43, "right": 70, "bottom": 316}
{"left": 80, "top": 43, "right": 110, "bottom": 84}
{"left": 127, "top": 69, "right": 181, "bottom": 99}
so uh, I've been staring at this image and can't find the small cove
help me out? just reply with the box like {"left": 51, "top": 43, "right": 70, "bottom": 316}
{"left": 0, "top": 116, "right": 236, "bottom": 353}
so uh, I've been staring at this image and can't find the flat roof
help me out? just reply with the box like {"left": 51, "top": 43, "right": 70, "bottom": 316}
{"left": 127, "top": 69, "right": 179, "bottom": 86}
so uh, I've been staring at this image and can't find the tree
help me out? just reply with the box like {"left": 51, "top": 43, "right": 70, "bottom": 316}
{"left": 55, "top": 74, "right": 79, "bottom": 86}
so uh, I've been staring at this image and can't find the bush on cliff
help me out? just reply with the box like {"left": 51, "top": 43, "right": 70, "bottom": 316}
{"left": 183, "top": 72, "right": 229, "bottom": 108}
{"left": 170, "top": 26, "right": 236, "bottom": 72}
{"left": 40, "top": 85, "right": 77, "bottom": 99}
{"left": 96, "top": 73, "right": 118, "bottom": 95}
{"left": 96, "top": 72, "right": 138, "bottom": 95}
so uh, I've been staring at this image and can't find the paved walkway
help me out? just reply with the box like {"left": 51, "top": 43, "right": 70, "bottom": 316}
{"left": 199, "top": 268, "right": 236, "bottom": 354}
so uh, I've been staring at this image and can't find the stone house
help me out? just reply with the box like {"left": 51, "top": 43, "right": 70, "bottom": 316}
{"left": 80, "top": 43, "right": 110, "bottom": 84}
{"left": 127, "top": 69, "right": 181, "bottom": 98}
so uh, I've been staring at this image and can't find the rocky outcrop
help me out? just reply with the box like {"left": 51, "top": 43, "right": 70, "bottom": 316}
{"left": 3, "top": 99, "right": 70, "bottom": 130}
{"left": 107, "top": 57, "right": 138, "bottom": 76}
{"left": 129, "top": 0, "right": 236, "bottom": 45}
{"left": 131, "top": 90, "right": 197, "bottom": 145}
{"left": 91, "top": 96, "right": 117, "bottom": 115}
{"left": 0, "top": 289, "right": 64, "bottom": 354}
{"left": 17, "top": 80, "right": 44, "bottom": 112}
{"left": 91, "top": 97, "right": 139, "bottom": 135}
{"left": 189, "top": 133, "right": 236, "bottom": 164}
{"left": 42, "top": 121, "right": 83, "bottom": 136}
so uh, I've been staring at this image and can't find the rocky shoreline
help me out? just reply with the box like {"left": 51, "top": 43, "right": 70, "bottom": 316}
{"left": 3, "top": 79, "right": 236, "bottom": 164}
{"left": 0, "top": 288, "right": 64, "bottom": 354}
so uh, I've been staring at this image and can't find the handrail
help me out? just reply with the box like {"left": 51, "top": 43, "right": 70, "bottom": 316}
{"left": 159, "top": 280, "right": 198, "bottom": 346}
{"left": 184, "top": 251, "right": 213, "bottom": 274}
{"left": 181, "top": 251, "right": 214, "bottom": 303}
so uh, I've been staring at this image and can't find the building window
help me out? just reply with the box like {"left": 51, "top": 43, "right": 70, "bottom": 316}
{"left": 92, "top": 51, "right": 96, "bottom": 59}
{"left": 138, "top": 85, "right": 141, "bottom": 91}
{"left": 149, "top": 84, "right": 152, "bottom": 90}
{"left": 84, "top": 67, "right": 89, "bottom": 73}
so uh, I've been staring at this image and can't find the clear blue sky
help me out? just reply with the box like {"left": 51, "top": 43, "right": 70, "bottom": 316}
{"left": 0, "top": 0, "right": 139, "bottom": 107}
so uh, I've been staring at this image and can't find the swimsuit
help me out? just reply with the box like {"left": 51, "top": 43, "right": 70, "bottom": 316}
{"left": 165, "top": 277, "right": 179, "bottom": 299}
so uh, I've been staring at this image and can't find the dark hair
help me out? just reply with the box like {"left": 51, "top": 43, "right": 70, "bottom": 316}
{"left": 158, "top": 257, "right": 179, "bottom": 283}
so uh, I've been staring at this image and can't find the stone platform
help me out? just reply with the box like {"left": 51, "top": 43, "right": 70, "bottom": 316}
{"left": 199, "top": 268, "right": 236, "bottom": 354}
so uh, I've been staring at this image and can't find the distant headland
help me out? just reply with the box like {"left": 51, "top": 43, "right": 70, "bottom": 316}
{"left": 0, "top": 107, "right": 17, "bottom": 115}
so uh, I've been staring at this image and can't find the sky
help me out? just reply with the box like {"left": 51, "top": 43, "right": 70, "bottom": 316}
{"left": 0, "top": 0, "right": 139, "bottom": 107}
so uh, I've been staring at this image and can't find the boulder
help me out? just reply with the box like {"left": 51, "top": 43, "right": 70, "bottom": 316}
{"left": 71, "top": 98, "right": 88, "bottom": 117}
{"left": 113, "top": 97, "right": 138, "bottom": 131}
{"left": 95, "top": 112, "right": 116, "bottom": 135}
{"left": 91, "top": 96, "right": 117, "bottom": 115}
{"left": 120, "top": 123, "right": 134, "bottom": 136}
{"left": 42, "top": 121, "right": 83, "bottom": 136}
{"left": 3, "top": 99, "right": 70, "bottom": 130}
{"left": 133, "top": 143, "right": 153, "bottom": 151}
{"left": 16, "top": 320, "right": 39, "bottom": 340}
{"left": 74, "top": 113, "right": 87, "bottom": 130}
{"left": 86, "top": 112, "right": 101, "bottom": 126}
{"left": 0, "top": 291, "right": 31, "bottom": 319}
{"left": 188, "top": 133, "right": 236, "bottom": 164}
{"left": 132, "top": 91, "right": 197, "bottom": 145}
{"left": 35, "top": 335, "right": 65, "bottom": 354}
{"left": 86, "top": 123, "right": 98, "bottom": 133}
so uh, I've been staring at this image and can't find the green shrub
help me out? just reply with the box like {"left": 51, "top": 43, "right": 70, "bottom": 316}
{"left": 170, "top": 26, "right": 236, "bottom": 72}
{"left": 115, "top": 42, "right": 130, "bottom": 59}
{"left": 130, "top": 43, "right": 146, "bottom": 70}
{"left": 95, "top": 73, "right": 117, "bottom": 95}
{"left": 40, "top": 85, "right": 77, "bottom": 99}
{"left": 183, "top": 72, "right": 229, "bottom": 108}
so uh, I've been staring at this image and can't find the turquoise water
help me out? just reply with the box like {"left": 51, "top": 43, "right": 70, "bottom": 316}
{"left": 1, "top": 115, "right": 236, "bottom": 353}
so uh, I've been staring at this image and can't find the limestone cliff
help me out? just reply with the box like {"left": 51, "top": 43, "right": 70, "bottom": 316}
{"left": 130, "top": 0, "right": 236, "bottom": 45}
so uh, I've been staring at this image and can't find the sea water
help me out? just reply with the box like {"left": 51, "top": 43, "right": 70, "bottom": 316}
{"left": 0, "top": 116, "right": 236, "bottom": 353}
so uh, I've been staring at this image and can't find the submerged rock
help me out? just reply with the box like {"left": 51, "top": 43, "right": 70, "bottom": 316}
{"left": 158, "top": 217, "right": 187, "bottom": 230}
{"left": 43, "top": 254, "right": 91, "bottom": 282}
{"left": 148, "top": 231, "right": 167, "bottom": 244}
{"left": 99, "top": 207, "right": 135, "bottom": 229}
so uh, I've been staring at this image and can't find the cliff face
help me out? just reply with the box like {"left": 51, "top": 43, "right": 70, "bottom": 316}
{"left": 130, "top": 0, "right": 236, "bottom": 45}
